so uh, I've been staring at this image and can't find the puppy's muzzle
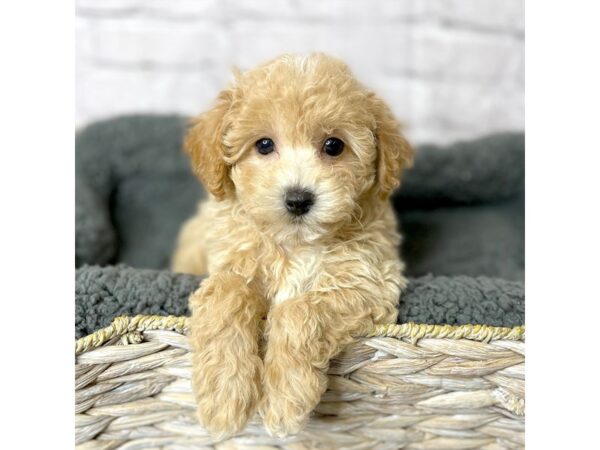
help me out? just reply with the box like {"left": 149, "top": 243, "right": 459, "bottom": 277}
{"left": 284, "top": 188, "right": 314, "bottom": 216}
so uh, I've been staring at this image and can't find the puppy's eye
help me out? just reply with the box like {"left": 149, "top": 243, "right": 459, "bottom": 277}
{"left": 323, "top": 137, "right": 344, "bottom": 157}
{"left": 255, "top": 138, "right": 275, "bottom": 155}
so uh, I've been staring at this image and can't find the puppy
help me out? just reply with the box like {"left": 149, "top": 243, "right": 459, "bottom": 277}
{"left": 172, "top": 53, "right": 413, "bottom": 438}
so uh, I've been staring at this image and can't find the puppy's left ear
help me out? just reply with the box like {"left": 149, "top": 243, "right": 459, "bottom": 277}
{"left": 369, "top": 93, "right": 414, "bottom": 199}
{"left": 185, "top": 89, "right": 235, "bottom": 200}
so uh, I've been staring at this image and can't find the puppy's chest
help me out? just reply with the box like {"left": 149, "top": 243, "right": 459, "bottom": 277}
{"left": 267, "top": 246, "right": 324, "bottom": 305}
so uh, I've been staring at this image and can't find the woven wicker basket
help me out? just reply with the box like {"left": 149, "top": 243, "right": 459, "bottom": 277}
{"left": 75, "top": 315, "right": 525, "bottom": 450}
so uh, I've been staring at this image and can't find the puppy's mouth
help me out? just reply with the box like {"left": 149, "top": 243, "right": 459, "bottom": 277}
{"left": 289, "top": 214, "right": 307, "bottom": 224}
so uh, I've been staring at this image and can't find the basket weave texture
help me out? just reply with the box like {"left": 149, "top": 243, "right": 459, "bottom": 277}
{"left": 75, "top": 315, "right": 525, "bottom": 450}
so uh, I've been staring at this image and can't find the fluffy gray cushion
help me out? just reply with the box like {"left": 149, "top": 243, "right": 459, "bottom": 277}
{"left": 75, "top": 115, "right": 524, "bottom": 337}
{"left": 76, "top": 266, "right": 523, "bottom": 338}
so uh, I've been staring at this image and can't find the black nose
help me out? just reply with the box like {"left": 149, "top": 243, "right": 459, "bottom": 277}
{"left": 284, "top": 188, "right": 314, "bottom": 216}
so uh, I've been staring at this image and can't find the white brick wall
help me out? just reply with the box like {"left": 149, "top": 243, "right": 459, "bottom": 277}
{"left": 76, "top": 0, "right": 524, "bottom": 144}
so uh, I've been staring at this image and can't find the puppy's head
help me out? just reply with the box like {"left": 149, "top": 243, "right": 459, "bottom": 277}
{"left": 186, "top": 53, "right": 413, "bottom": 241}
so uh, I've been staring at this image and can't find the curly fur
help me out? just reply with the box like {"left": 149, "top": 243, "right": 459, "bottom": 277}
{"left": 172, "top": 53, "right": 413, "bottom": 437}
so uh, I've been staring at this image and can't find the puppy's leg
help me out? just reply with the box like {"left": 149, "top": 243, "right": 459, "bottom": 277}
{"left": 189, "top": 273, "right": 267, "bottom": 438}
{"left": 172, "top": 209, "right": 210, "bottom": 276}
{"left": 260, "top": 288, "right": 398, "bottom": 436}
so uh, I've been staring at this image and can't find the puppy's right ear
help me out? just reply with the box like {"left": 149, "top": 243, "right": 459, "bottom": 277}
{"left": 368, "top": 92, "right": 414, "bottom": 200}
{"left": 185, "top": 89, "right": 234, "bottom": 200}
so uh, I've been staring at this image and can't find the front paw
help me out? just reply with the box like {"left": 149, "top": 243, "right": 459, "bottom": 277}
{"left": 192, "top": 352, "right": 263, "bottom": 439}
{"left": 188, "top": 274, "right": 267, "bottom": 438}
{"left": 260, "top": 358, "right": 327, "bottom": 437}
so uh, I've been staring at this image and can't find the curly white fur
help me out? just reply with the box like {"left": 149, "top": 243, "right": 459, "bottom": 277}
{"left": 172, "top": 53, "right": 413, "bottom": 438}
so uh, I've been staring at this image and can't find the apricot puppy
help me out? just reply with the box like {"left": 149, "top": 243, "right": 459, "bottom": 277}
{"left": 172, "top": 53, "right": 413, "bottom": 438}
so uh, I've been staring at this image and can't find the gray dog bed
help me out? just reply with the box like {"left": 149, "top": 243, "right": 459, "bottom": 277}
{"left": 75, "top": 115, "right": 524, "bottom": 338}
